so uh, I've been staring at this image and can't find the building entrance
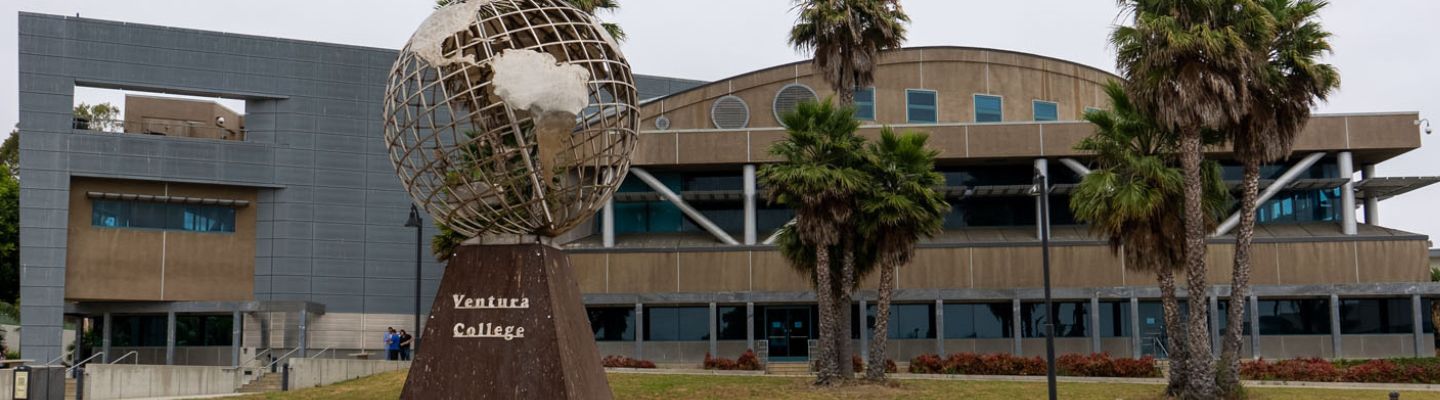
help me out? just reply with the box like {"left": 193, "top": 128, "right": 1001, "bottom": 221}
{"left": 764, "top": 306, "right": 811, "bottom": 361}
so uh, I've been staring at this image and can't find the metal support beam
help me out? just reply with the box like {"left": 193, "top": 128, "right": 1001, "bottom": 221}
{"left": 634, "top": 303, "right": 644, "bottom": 359}
{"left": 1090, "top": 296, "right": 1101, "bottom": 354}
{"left": 1058, "top": 158, "right": 1091, "bottom": 176}
{"left": 1338, "top": 152, "right": 1357, "bottom": 235}
{"left": 232, "top": 311, "right": 242, "bottom": 367}
{"left": 1330, "top": 294, "right": 1342, "bottom": 358}
{"left": 602, "top": 198, "right": 614, "bottom": 248}
{"left": 1012, "top": 298, "right": 1023, "bottom": 355}
{"left": 1034, "top": 159, "right": 1049, "bottom": 240}
{"left": 1209, "top": 295, "right": 1220, "bottom": 357}
{"left": 743, "top": 164, "right": 757, "bottom": 245}
{"left": 165, "top": 311, "right": 176, "bottom": 365}
{"left": 1414, "top": 294, "right": 1425, "bottom": 358}
{"left": 630, "top": 167, "right": 740, "bottom": 245}
{"left": 1362, "top": 165, "right": 1380, "bottom": 225}
{"left": 299, "top": 309, "right": 309, "bottom": 358}
{"left": 859, "top": 299, "right": 869, "bottom": 361}
{"left": 1215, "top": 152, "right": 1326, "bottom": 236}
{"left": 1249, "top": 294, "right": 1261, "bottom": 359}
{"left": 1129, "top": 298, "right": 1140, "bottom": 359}
{"left": 745, "top": 302, "right": 755, "bottom": 351}
{"left": 708, "top": 302, "right": 718, "bottom": 357}
{"left": 101, "top": 313, "right": 112, "bottom": 364}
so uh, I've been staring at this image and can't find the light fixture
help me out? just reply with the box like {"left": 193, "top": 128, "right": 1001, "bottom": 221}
{"left": 215, "top": 116, "right": 226, "bottom": 126}
{"left": 1417, "top": 119, "right": 1432, "bottom": 135}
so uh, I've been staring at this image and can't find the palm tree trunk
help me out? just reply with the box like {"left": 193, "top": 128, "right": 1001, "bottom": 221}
{"left": 867, "top": 263, "right": 895, "bottom": 381}
{"left": 835, "top": 246, "right": 857, "bottom": 379}
{"left": 813, "top": 246, "right": 839, "bottom": 385}
{"left": 1158, "top": 269, "right": 1189, "bottom": 397}
{"left": 1218, "top": 161, "right": 1260, "bottom": 395}
{"left": 1177, "top": 131, "right": 1216, "bottom": 399}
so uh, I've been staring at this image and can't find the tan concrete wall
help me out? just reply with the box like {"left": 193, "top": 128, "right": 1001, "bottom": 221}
{"left": 65, "top": 177, "right": 257, "bottom": 302}
{"left": 642, "top": 341, "right": 709, "bottom": 364}
{"left": 1257, "top": 335, "right": 1335, "bottom": 359}
{"left": 82, "top": 364, "right": 241, "bottom": 400}
{"left": 287, "top": 358, "right": 410, "bottom": 390}
{"left": 568, "top": 239, "right": 1429, "bottom": 295}
{"left": 123, "top": 95, "right": 244, "bottom": 141}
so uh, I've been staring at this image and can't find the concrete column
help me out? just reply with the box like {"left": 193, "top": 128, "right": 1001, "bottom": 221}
{"left": 1129, "top": 297, "right": 1141, "bottom": 359}
{"left": 1012, "top": 298, "right": 1023, "bottom": 354}
{"left": 634, "top": 303, "right": 644, "bottom": 359}
{"left": 259, "top": 313, "right": 271, "bottom": 353}
{"left": 231, "top": 311, "right": 242, "bottom": 367}
{"left": 298, "top": 309, "right": 309, "bottom": 358}
{"left": 1362, "top": 165, "right": 1379, "bottom": 225}
{"left": 165, "top": 311, "right": 176, "bottom": 365}
{"left": 745, "top": 302, "right": 755, "bottom": 351}
{"left": 602, "top": 199, "right": 615, "bottom": 248}
{"left": 858, "top": 299, "right": 869, "bottom": 361}
{"left": 1330, "top": 294, "right": 1342, "bottom": 358}
{"left": 1414, "top": 295, "right": 1425, "bottom": 358}
{"left": 101, "top": 313, "right": 112, "bottom": 364}
{"left": 1249, "top": 294, "right": 1261, "bottom": 359}
{"left": 935, "top": 299, "right": 945, "bottom": 355}
{"left": 743, "top": 164, "right": 757, "bottom": 245}
{"left": 1090, "top": 296, "right": 1102, "bottom": 353}
{"left": 1209, "top": 295, "right": 1220, "bottom": 357}
{"left": 1338, "top": 151, "right": 1357, "bottom": 235}
{"left": 1033, "top": 159, "right": 1049, "bottom": 240}
{"left": 708, "top": 302, "right": 718, "bottom": 356}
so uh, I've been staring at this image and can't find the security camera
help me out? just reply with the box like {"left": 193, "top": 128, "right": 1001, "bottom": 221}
{"left": 1418, "top": 119, "right": 1433, "bottom": 135}
{"left": 216, "top": 116, "right": 226, "bottom": 126}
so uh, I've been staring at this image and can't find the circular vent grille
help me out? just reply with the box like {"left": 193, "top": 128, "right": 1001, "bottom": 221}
{"left": 711, "top": 95, "right": 750, "bottom": 129}
{"left": 773, "top": 84, "right": 819, "bottom": 124}
{"left": 655, "top": 115, "right": 671, "bottom": 131}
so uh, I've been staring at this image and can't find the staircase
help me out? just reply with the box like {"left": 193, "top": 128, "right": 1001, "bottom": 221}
{"left": 64, "top": 378, "right": 77, "bottom": 400}
{"left": 765, "top": 362, "right": 812, "bottom": 375}
{"left": 238, "top": 372, "right": 285, "bottom": 393}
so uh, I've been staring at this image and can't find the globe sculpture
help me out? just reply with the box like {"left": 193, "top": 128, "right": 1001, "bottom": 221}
{"left": 383, "top": 0, "right": 638, "bottom": 239}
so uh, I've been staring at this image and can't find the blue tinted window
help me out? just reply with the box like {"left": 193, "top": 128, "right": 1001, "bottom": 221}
{"left": 854, "top": 87, "right": 876, "bottom": 120}
{"left": 587, "top": 307, "right": 635, "bottom": 341}
{"left": 717, "top": 306, "right": 747, "bottom": 340}
{"left": 1340, "top": 299, "right": 1412, "bottom": 334}
{"left": 943, "top": 303, "right": 1013, "bottom": 339}
{"left": 1022, "top": 301, "right": 1090, "bottom": 338}
{"left": 645, "top": 307, "right": 710, "bottom": 341}
{"left": 1258, "top": 299, "right": 1330, "bottom": 335}
{"left": 906, "top": 90, "right": 937, "bottom": 124}
{"left": 975, "top": 95, "right": 1003, "bottom": 122}
{"left": 1099, "top": 301, "right": 1131, "bottom": 337}
{"left": 1033, "top": 101, "right": 1058, "bottom": 121}
{"left": 91, "top": 200, "right": 236, "bottom": 233}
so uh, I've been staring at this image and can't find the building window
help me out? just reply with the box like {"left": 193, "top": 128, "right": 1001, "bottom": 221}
{"left": 645, "top": 306, "right": 710, "bottom": 341}
{"left": 91, "top": 200, "right": 236, "bottom": 233}
{"left": 906, "top": 89, "right": 938, "bottom": 124}
{"left": 854, "top": 87, "right": 876, "bottom": 120}
{"left": 852, "top": 303, "right": 934, "bottom": 339}
{"left": 1258, "top": 299, "right": 1331, "bottom": 335}
{"left": 587, "top": 307, "right": 635, "bottom": 342}
{"left": 1021, "top": 301, "right": 1090, "bottom": 338}
{"left": 717, "top": 306, "right": 747, "bottom": 340}
{"left": 110, "top": 315, "right": 233, "bottom": 347}
{"left": 1341, "top": 298, "right": 1413, "bottom": 334}
{"left": 1033, "top": 100, "right": 1058, "bottom": 122}
{"left": 1098, "top": 301, "right": 1131, "bottom": 337}
{"left": 1217, "top": 300, "right": 1254, "bottom": 335}
{"left": 943, "top": 303, "right": 1013, "bottom": 339}
{"left": 974, "top": 94, "right": 1003, "bottom": 123}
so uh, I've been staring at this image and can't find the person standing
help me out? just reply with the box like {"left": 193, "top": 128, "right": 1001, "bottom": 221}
{"left": 398, "top": 329, "right": 414, "bottom": 361}
{"left": 384, "top": 327, "right": 399, "bottom": 361}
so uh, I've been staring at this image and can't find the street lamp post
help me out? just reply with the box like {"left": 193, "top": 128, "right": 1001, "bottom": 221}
{"left": 404, "top": 205, "right": 424, "bottom": 350}
{"left": 1032, "top": 169, "right": 1057, "bottom": 400}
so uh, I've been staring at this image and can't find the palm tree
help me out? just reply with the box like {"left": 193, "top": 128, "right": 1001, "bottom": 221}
{"left": 759, "top": 99, "right": 870, "bottom": 385}
{"left": 1218, "top": 0, "right": 1340, "bottom": 394}
{"left": 1071, "top": 82, "right": 1230, "bottom": 396}
{"left": 1112, "top": 2, "right": 1271, "bottom": 397}
{"left": 789, "top": 0, "right": 909, "bottom": 104}
{"left": 857, "top": 128, "right": 948, "bottom": 381}
{"left": 434, "top": 0, "right": 626, "bottom": 42}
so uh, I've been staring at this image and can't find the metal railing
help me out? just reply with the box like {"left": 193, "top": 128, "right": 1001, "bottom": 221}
{"left": 46, "top": 351, "right": 73, "bottom": 366}
{"left": 109, "top": 351, "right": 139, "bottom": 365}
{"left": 310, "top": 347, "right": 334, "bottom": 359}
{"left": 66, "top": 352, "right": 105, "bottom": 375}
{"left": 265, "top": 347, "right": 304, "bottom": 373}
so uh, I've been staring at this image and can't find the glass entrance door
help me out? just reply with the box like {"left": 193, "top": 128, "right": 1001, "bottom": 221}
{"left": 765, "top": 307, "right": 811, "bottom": 361}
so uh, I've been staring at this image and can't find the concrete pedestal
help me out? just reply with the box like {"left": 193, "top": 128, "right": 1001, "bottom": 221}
{"left": 401, "top": 244, "right": 611, "bottom": 400}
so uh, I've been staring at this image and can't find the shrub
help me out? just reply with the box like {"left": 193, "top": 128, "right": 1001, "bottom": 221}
{"left": 601, "top": 355, "right": 655, "bottom": 369}
{"left": 705, "top": 350, "right": 762, "bottom": 371}
{"left": 735, "top": 349, "right": 763, "bottom": 371}
{"left": 1240, "top": 358, "right": 1340, "bottom": 382}
{"left": 1243, "top": 358, "right": 1440, "bottom": 384}
{"left": 1056, "top": 353, "right": 1160, "bottom": 378}
{"left": 909, "top": 354, "right": 944, "bottom": 374}
{"left": 908, "top": 352, "right": 1153, "bottom": 378}
{"left": 851, "top": 355, "right": 898, "bottom": 373}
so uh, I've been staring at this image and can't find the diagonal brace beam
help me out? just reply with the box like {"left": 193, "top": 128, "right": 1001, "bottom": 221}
{"left": 1212, "top": 152, "right": 1327, "bottom": 237}
{"left": 629, "top": 167, "right": 741, "bottom": 245}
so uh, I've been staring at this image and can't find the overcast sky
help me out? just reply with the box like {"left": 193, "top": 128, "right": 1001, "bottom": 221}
{"left": 2, "top": 0, "right": 1437, "bottom": 242}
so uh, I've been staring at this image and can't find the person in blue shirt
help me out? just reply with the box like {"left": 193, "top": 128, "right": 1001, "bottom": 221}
{"left": 384, "top": 327, "right": 400, "bottom": 361}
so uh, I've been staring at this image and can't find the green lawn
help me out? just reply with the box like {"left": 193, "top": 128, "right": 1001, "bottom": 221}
{"left": 227, "top": 370, "right": 1440, "bottom": 400}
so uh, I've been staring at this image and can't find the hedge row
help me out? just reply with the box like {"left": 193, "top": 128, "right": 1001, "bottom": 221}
{"left": 703, "top": 350, "right": 764, "bottom": 371}
{"left": 908, "top": 352, "right": 1160, "bottom": 378}
{"left": 1242, "top": 358, "right": 1440, "bottom": 384}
